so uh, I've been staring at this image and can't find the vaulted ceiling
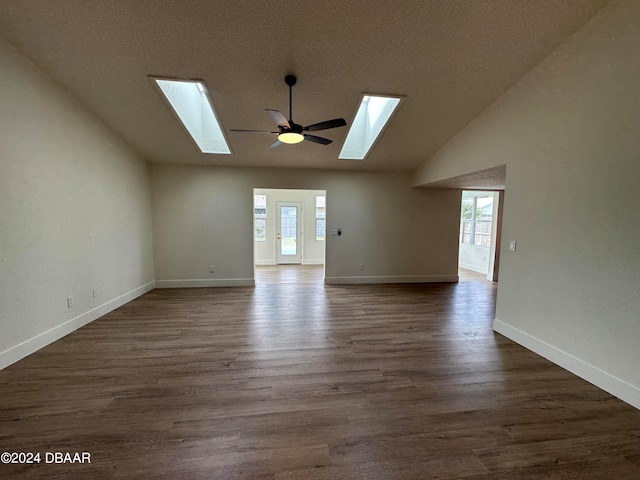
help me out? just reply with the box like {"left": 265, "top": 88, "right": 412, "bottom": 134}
{"left": 0, "top": 0, "right": 607, "bottom": 171}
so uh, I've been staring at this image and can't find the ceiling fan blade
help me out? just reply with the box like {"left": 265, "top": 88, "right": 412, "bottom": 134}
{"left": 269, "top": 140, "right": 283, "bottom": 148}
{"left": 304, "top": 134, "right": 332, "bottom": 145}
{"left": 266, "top": 109, "right": 290, "bottom": 128}
{"left": 230, "top": 129, "right": 278, "bottom": 134}
{"left": 303, "top": 118, "right": 347, "bottom": 132}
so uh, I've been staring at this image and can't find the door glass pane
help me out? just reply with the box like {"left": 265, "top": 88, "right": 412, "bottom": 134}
{"left": 280, "top": 206, "right": 297, "bottom": 255}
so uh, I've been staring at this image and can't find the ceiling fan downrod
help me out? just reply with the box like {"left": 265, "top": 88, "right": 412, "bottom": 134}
{"left": 284, "top": 74, "right": 296, "bottom": 122}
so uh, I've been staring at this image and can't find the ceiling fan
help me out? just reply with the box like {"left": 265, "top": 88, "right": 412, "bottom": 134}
{"left": 231, "top": 75, "right": 347, "bottom": 147}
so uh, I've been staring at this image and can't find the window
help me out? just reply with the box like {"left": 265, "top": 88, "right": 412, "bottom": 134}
{"left": 315, "top": 196, "right": 326, "bottom": 241}
{"left": 254, "top": 194, "right": 267, "bottom": 242}
{"left": 460, "top": 192, "right": 494, "bottom": 247}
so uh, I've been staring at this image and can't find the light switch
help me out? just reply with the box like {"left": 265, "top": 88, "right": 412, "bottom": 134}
{"left": 509, "top": 240, "right": 517, "bottom": 252}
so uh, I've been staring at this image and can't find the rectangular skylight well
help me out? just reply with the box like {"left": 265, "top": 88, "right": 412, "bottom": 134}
{"left": 338, "top": 94, "right": 403, "bottom": 160}
{"left": 152, "top": 77, "right": 231, "bottom": 154}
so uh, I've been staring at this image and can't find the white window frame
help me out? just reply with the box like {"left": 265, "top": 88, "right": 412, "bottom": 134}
{"left": 460, "top": 194, "right": 493, "bottom": 248}
{"left": 254, "top": 195, "right": 267, "bottom": 242}
{"left": 315, "top": 196, "right": 326, "bottom": 242}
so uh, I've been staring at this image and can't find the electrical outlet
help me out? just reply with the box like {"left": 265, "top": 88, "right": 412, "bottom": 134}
{"left": 209, "top": 265, "right": 215, "bottom": 273}
{"left": 92, "top": 288, "right": 98, "bottom": 298}
{"left": 67, "top": 296, "right": 75, "bottom": 308}
{"left": 359, "top": 263, "right": 365, "bottom": 271}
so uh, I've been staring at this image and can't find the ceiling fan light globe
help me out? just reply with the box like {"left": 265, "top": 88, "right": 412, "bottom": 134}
{"left": 278, "top": 132, "right": 304, "bottom": 144}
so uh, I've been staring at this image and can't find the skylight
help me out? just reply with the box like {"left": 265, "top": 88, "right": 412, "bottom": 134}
{"left": 152, "top": 78, "right": 231, "bottom": 154}
{"left": 338, "top": 94, "right": 403, "bottom": 160}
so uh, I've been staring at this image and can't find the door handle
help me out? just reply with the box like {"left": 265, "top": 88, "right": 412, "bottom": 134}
{"left": 277, "top": 234, "right": 281, "bottom": 240}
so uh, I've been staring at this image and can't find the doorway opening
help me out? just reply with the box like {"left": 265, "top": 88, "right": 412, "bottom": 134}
{"left": 253, "top": 188, "right": 326, "bottom": 285}
{"left": 458, "top": 190, "right": 503, "bottom": 282}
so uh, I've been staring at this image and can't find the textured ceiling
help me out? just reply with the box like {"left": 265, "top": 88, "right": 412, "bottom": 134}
{"left": 0, "top": 0, "right": 607, "bottom": 172}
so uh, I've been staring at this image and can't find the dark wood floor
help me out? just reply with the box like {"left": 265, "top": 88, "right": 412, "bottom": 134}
{"left": 1, "top": 266, "right": 639, "bottom": 479}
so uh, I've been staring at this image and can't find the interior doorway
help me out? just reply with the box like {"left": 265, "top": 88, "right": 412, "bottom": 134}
{"left": 253, "top": 188, "right": 326, "bottom": 284}
{"left": 458, "top": 190, "right": 503, "bottom": 282}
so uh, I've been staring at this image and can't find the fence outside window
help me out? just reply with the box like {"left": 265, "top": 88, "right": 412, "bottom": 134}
{"left": 460, "top": 193, "right": 493, "bottom": 248}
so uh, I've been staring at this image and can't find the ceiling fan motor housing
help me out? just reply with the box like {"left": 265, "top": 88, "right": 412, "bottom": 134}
{"left": 279, "top": 122, "right": 303, "bottom": 135}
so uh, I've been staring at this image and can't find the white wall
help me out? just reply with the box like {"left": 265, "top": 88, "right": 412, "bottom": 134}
{"left": 152, "top": 165, "right": 461, "bottom": 287}
{"left": 254, "top": 188, "right": 326, "bottom": 265}
{"left": 0, "top": 39, "right": 155, "bottom": 369}
{"left": 413, "top": 0, "right": 640, "bottom": 409}
{"left": 459, "top": 244, "right": 490, "bottom": 274}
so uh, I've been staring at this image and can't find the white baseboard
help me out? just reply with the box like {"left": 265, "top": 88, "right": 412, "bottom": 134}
{"left": 155, "top": 278, "right": 255, "bottom": 288}
{"left": 302, "top": 259, "right": 324, "bottom": 265}
{"left": 324, "top": 274, "right": 458, "bottom": 285}
{"left": 493, "top": 319, "right": 640, "bottom": 410}
{"left": 256, "top": 260, "right": 324, "bottom": 266}
{"left": 459, "top": 262, "right": 488, "bottom": 275}
{"left": 0, "top": 281, "right": 155, "bottom": 371}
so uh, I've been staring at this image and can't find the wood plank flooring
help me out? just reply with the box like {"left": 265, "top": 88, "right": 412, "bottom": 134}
{"left": 1, "top": 266, "right": 639, "bottom": 479}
